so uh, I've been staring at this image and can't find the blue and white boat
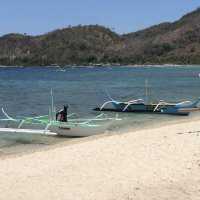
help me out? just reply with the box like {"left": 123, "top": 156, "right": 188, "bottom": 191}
{"left": 96, "top": 95, "right": 200, "bottom": 115}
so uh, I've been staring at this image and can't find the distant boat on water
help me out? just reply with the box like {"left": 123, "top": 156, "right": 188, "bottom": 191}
{"left": 95, "top": 96, "right": 200, "bottom": 116}
{"left": 95, "top": 81, "right": 200, "bottom": 116}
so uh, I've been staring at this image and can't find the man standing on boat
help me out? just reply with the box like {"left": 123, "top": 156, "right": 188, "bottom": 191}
{"left": 56, "top": 105, "right": 68, "bottom": 122}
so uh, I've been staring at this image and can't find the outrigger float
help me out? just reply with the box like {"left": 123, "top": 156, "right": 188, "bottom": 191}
{"left": 0, "top": 91, "right": 121, "bottom": 137}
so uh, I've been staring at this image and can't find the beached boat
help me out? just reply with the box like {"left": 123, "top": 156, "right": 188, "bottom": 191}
{"left": 0, "top": 108, "right": 120, "bottom": 137}
{"left": 0, "top": 89, "right": 121, "bottom": 137}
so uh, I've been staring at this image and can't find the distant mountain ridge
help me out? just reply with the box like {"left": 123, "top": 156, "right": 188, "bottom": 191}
{"left": 1, "top": 8, "right": 200, "bottom": 66}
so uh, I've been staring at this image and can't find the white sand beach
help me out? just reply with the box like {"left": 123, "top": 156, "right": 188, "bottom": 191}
{"left": 0, "top": 120, "right": 200, "bottom": 200}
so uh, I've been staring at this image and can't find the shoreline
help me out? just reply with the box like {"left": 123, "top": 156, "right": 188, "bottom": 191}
{"left": 0, "top": 113, "right": 198, "bottom": 159}
{"left": 1, "top": 119, "right": 200, "bottom": 199}
{"left": 1, "top": 112, "right": 200, "bottom": 160}
{"left": 0, "top": 64, "right": 200, "bottom": 68}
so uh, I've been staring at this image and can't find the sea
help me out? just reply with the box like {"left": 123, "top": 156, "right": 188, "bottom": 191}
{"left": 1, "top": 65, "right": 200, "bottom": 155}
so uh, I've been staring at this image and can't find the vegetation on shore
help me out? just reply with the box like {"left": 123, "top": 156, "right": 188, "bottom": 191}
{"left": 1, "top": 8, "right": 200, "bottom": 66}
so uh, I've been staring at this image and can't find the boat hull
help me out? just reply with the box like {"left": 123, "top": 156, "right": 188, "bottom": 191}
{"left": 1, "top": 117, "right": 116, "bottom": 137}
{"left": 50, "top": 123, "right": 111, "bottom": 137}
{"left": 95, "top": 103, "right": 190, "bottom": 115}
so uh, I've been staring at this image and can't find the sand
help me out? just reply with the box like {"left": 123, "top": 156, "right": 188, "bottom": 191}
{"left": 0, "top": 120, "right": 200, "bottom": 200}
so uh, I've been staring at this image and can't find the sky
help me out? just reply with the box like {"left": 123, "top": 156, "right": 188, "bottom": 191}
{"left": 0, "top": 0, "right": 200, "bottom": 36}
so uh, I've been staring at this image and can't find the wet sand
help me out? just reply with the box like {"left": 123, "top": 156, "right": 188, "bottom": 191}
{"left": 0, "top": 120, "right": 200, "bottom": 200}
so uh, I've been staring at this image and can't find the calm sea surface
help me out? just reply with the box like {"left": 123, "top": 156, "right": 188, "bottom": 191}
{"left": 1, "top": 65, "right": 200, "bottom": 155}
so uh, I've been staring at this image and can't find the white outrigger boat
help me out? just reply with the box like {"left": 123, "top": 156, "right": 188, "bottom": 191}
{"left": 0, "top": 108, "right": 121, "bottom": 137}
{"left": 0, "top": 91, "right": 121, "bottom": 137}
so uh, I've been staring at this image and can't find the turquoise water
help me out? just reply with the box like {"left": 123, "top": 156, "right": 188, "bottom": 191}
{"left": 0, "top": 65, "right": 200, "bottom": 155}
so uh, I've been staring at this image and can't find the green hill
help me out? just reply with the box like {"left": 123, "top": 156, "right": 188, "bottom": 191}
{"left": 1, "top": 8, "right": 200, "bottom": 66}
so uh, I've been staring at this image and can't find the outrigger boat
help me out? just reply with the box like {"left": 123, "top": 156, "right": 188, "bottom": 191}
{"left": 0, "top": 108, "right": 121, "bottom": 137}
{"left": 0, "top": 91, "right": 121, "bottom": 137}
{"left": 94, "top": 94, "right": 200, "bottom": 115}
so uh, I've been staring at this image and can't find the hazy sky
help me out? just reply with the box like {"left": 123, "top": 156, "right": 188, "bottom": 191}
{"left": 0, "top": 0, "right": 200, "bottom": 36}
